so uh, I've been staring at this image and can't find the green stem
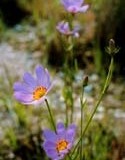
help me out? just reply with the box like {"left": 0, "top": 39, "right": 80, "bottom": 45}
{"left": 45, "top": 99, "right": 56, "bottom": 132}
{"left": 67, "top": 13, "right": 74, "bottom": 30}
{"left": 70, "top": 86, "right": 74, "bottom": 123}
{"left": 65, "top": 104, "right": 69, "bottom": 127}
{"left": 80, "top": 89, "right": 84, "bottom": 160}
{"left": 64, "top": 13, "right": 76, "bottom": 124}
{"left": 71, "top": 57, "right": 114, "bottom": 159}
{"left": 80, "top": 101, "right": 87, "bottom": 159}
{"left": 67, "top": 154, "right": 72, "bottom": 160}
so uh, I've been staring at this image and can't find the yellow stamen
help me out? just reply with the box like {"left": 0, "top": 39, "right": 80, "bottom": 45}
{"left": 33, "top": 86, "right": 47, "bottom": 100}
{"left": 56, "top": 139, "right": 68, "bottom": 152}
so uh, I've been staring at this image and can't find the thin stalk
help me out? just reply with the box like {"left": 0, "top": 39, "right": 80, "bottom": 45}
{"left": 80, "top": 99, "right": 87, "bottom": 159}
{"left": 65, "top": 104, "right": 69, "bottom": 127}
{"left": 72, "top": 148, "right": 79, "bottom": 160}
{"left": 68, "top": 37, "right": 75, "bottom": 124}
{"left": 67, "top": 154, "right": 72, "bottom": 160}
{"left": 71, "top": 57, "right": 114, "bottom": 158}
{"left": 70, "top": 86, "right": 74, "bottom": 123}
{"left": 45, "top": 99, "right": 56, "bottom": 132}
{"left": 80, "top": 89, "right": 84, "bottom": 160}
{"left": 65, "top": 12, "right": 76, "bottom": 124}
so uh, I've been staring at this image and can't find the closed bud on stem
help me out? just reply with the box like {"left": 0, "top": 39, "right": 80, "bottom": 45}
{"left": 105, "top": 39, "right": 120, "bottom": 56}
{"left": 109, "top": 39, "right": 115, "bottom": 50}
{"left": 83, "top": 76, "right": 88, "bottom": 87}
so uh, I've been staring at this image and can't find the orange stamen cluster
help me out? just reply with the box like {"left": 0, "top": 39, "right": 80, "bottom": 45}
{"left": 33, "top": 86, "right": 47, "bottom": 100}
{"left": 56, "top": 139, "right": 68, "bottom": 152}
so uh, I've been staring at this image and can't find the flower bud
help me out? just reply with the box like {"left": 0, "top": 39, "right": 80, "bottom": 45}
{"left": 105, "top": 39, "right": 120, "bottom": 56}
{"left": 83, "top": 76, "right": 88, "bottom": 87}
{"left": 109, "top": 39, "right": 115, "bottom": 51}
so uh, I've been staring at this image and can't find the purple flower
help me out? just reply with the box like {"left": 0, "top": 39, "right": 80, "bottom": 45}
{"left": 13, "top": 65, "right": 52, "bottom": 105}
{"left": 61, "top": 0, "right": 89, "bottom": 14}
{"left": 56, "top": 21, "right": 79, "bottom": 37}
{"left": 42, "top": 122, "right": 76, "bottom": 160}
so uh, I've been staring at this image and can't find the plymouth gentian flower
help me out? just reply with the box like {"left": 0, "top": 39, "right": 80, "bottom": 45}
{"left": 13, "top": 65, "right": 51, "bottom": 105}
{"left": 61, "top": 0, "right": 89, "bottom": 14}
{"left": 43, "top": 122, "right": 76, "bottom": 160}
{"left": 56, "top": 21, "right": 79, "bottom": 37}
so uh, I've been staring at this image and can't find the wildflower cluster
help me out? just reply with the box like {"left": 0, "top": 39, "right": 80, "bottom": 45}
{"left": 13, "top": 50, "right": 116, "bottom": 160}
{"left": 13, "top": 1, "right": 116, "bottom": 160}
{"left": 13, "top": 65, "right": 77, "bottom": 160}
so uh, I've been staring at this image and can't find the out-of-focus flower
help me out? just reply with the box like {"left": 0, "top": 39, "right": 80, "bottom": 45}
{"left": 56, "top": 21, "right": 79, "bottom": 37}
{"left": 61, "top": 0, "right": 89, "bottom": 14}
{"left": 43, "top": 122, "right": 76, "bottom": 160}
{"left": 13, "top": 65, "right": 51, "bottom": 105}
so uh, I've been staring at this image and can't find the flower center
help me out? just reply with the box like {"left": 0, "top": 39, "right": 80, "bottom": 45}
{"left": 33, "top": 86, "right": 47, "bottom": 100}
{"left": 56, "top": 139, "right": 68, "bottom": 152}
